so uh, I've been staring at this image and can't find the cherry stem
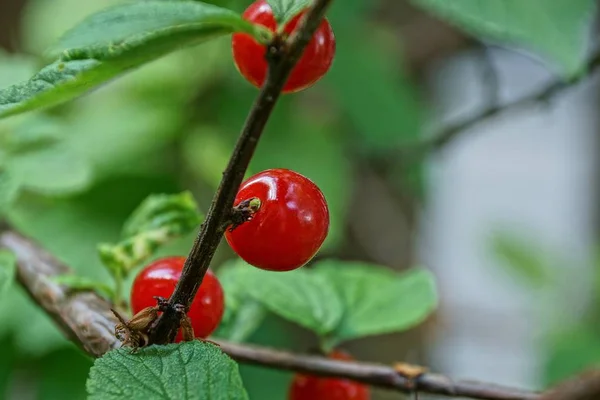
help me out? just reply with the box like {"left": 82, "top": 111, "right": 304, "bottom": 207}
{"left": 227, "top": 197, "right": 261, "bottom": 232}
{"left": 147, "top": 0, "right": 336, "bottom": 344}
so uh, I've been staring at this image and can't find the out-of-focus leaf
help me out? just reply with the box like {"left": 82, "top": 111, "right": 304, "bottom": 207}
{"left": 0, "top": 1, "right": 267, "bottom": 119}
{"left": 87, "top": 341, "right": 248, "bottom": 400}
{"left": 52, "top": 274, "right": 115, "bottom": 299}
{"left": 411, "top": 0, "right": 595, "bottom": 77}
{"left": 98, "top": 192, "right": 202, "bottom": 274}
{"left": 314, "top": 261, "right": 437, "bottom": 348}
{"left": 543, "top": 327, "right": 600, "bottom": 386}
{"left": 490, "top": 232, "right": 554, "bottom": 288}
{"left": 3, "top": 115, "right": 64, "bottom": 154}
{"left": 0, "top": 170, "right": 20, "bottom": 217}
{"left": 38, "top": 346, "right": 92, "bottom": 400}
{"left": 325, "top": 14, "right": 423, "bottom": 151}
{"left": 0, "top": 285, "right": 68, "bottom": 356}
{"left": 183, "top": 126, "right": 236, "bottom": 189}
{"left": 0, "top": 251, "right": 16, "bottom": 297}
{"left": 67, "top": 96, "right": 181, "bottom": 180}
{"left": 7, "top": 142, "right": 93, "bottom": 195}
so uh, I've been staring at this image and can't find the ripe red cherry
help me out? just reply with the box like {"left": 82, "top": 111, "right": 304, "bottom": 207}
{"left": 225, "top": 168, "right": 329, "bottom": 271}
{"left": 231, "top": 0, "right": 336, "bottom": 93}
{"left": 289, "top": 351, "right": 370, "bottom": 400}
{"left": 130, "top": 256, "right": 224, "bottom": 341}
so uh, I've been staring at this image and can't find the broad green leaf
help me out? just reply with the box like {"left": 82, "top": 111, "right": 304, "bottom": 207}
{"left": 490, "top": 232, "right": 554, "bottom": 288}
{"left": 52, "top": 274, "right": 115, "bottom": 299}
{"left": 0, "top": 1, "right": 269, "bottom": 120}
{"left": 87, "top": 341, "right": 249, "bottom": 400}
{"left": 411, "top": 0, "right": 595, "bottom": 77}
{"left": 0, "top": 250, "right": 16, "bottom": 297}
{"left": 7, "top": 143, "right": 93, "bottom": 195}
{"left": 214, "top": 260, "right": 266, "bottom": 342}
{"left": 314, "top": 261, "right": 437, "bottom": 347}
{"left": 0, "top": 170, "right": 20, "bottom": 216}
{"left": 242, "top": 265, "right": 343, "bottom": 336}
{"left": 98, "top": 192, "right": 203, "bottom": 274}
{"left": 266, "top": 0, "right": 310, "bottom": 24}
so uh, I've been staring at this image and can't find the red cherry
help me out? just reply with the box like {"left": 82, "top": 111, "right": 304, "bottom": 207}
{"left": 289, "top": 351, "right": 370, "bottom": 400}
{"left": 130, "top": 256, "right": 224, "bottom": 341}
{"left": 231, "top": 0, "right": 336, "bottom": 93}
{"left": 225, "top": 168, "right": 329, "bottom": 271}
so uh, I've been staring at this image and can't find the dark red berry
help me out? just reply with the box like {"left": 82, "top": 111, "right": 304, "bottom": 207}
{"left": 225, "top": 168, "right": 329, "bottom": 271}
{"left": 130, "top": 256, "right": 224, "bottom": 341}
{"left": 231, "top": 0, "right": 336, "bottom": 93}
{"left": 289, "top": 351, "right": 370, "bottom": 400}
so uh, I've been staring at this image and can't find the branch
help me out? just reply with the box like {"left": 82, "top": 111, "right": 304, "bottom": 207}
{"left": 0, "top": 227, "right": 541, "bottom": 400}
{"left": 149, "top": 0, "right": 336, "bottom": 344}
{"left": 414, "top": 49, "right": 600, "bottom": 155}
{"left": 540, "top": 370, "right": 600, "bottom": 400}
{"left": 0, "top": 229, "right": 119, "bottom": 357}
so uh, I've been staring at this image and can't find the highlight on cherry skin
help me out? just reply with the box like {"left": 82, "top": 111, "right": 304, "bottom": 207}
{"left": 225, "top": 168, "right": 330, "bottom": 272}
{"left": 231, "top": 0, "right": 336, "bottom": 93}
{"left": 289, "top": 350, "right": 371, "bottom": 400}
{"left": 130, "top": 256, "right": 225, "bottom": 341}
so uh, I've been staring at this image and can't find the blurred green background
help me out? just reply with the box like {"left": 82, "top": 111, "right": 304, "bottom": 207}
{"left": 0, "top": 0, "right": 598, "bottom": 399}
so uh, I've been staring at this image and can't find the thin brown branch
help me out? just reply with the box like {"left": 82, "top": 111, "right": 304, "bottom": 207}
{"left": 218, "top": 340, "right": 540, "bottom": 400}
{"left": 0, "top": 229, "right": 119, "bottom": 357}
{"left": 540, "top": 370, "right": 600, "bottom": 400}
{"left": 149, "top": 0, "right": 336, "bottom": 344}
{"left": 0, "top": 227, "right": 541, "bottom": 400}
{"left": 414, "top": 49, "right": 600, "bottom": 155}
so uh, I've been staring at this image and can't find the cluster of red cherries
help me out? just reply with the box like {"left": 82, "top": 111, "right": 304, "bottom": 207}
{"left": 130, "top": 2, "right": 368, "bottom": 398}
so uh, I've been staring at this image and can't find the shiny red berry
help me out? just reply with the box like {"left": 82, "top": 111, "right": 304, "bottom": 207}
{"left": 225, "top": 168, "right": 329, "bottom": 271}
{"left": 289, "top": 351, "right": 370, "bottom": 400}
{"left": 130, "top": 256, "right": 224, "bottom": 341}
{"left": 231, "top": 0, "right": 336, "bottom": 93}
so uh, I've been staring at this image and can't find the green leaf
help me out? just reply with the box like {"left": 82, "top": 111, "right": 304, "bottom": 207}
{"left": 266, "top": 0, "right": 310, "bottom": 24}
{"left": 313, "top": 261, "right": 437, "bottom": 348}
{"left": 214, "top": 260, "right": 266, "bottom": 342}
{"left": 87, "top": 341, "right": 249, "bottom": 400}
{"left": 0, "top": 170, "right": 21, "bottom": 216}
{"left": 242, "top": 265, "right": 343, "bottom": 336}
{"left": 7, "top": 142, "right": 93, "bottom": 195}
{"left": 122, "top": 191, "right": 202, "bottom": 238}
{"left": 0, "top": 250, "right": 16, "bottom": 297}
{"left": 3, "top": 114, "right": 64, "bottom": 154}
{"left": 0, "top": 1, "right": 269, "bottom": 120}
{"left": 51, "top": 274, "right": 115, "bottom": 299}
{"left": 490, "top": 232, "right": 554, "bottom": 288}
{"left": 543, "top": 326, "right": 600, "bottom": 386}
{"left": 410, "top": 0, "right": 595, "bottom": 77}
{"left": 98, "top": 192, "right": 203, "bottom": 274}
